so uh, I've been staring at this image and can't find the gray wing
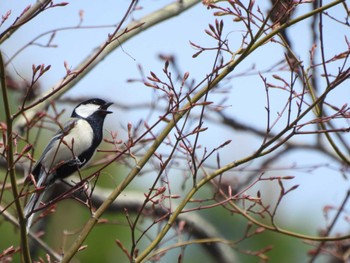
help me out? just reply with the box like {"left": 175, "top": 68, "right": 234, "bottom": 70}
{"left": 32, "top": 118, "right": 78, "bottom": 178}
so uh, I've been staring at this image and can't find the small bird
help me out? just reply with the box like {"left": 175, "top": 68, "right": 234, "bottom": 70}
{"left": 24, "top": 98, "right": 113, "bottom": 232}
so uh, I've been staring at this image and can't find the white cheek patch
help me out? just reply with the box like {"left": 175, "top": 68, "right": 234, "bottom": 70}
{"left": 75, "top": 103, "right": 100, "bottom": 118}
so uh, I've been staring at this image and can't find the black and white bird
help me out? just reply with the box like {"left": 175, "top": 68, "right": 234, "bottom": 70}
{"left": 24, "top": 98, "right": 113, "bottom": 232}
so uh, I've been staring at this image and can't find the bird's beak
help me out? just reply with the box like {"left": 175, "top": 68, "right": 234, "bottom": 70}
{"left": 100, "top": 102, "right": 113, "bottom": 115}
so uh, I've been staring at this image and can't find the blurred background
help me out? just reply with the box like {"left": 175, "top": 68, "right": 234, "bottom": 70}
{"left": 0, "top": 0, "right": 349, "bottom": 262}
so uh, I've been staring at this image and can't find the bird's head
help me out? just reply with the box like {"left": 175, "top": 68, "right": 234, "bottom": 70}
{"left": 72, "top": 98, "right": 113, "bottom": 119}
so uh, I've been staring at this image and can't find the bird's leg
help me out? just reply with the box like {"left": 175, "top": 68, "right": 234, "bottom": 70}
{"left": 66, "top": 156, "right": 86, "bottom": 167}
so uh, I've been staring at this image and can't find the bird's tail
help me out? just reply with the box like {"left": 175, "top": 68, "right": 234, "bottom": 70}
{"left": 24, "top": 189, "right": 46, "bottom": 233}
{"left": 24, "top": 173, "right": 47, "bottom": 233}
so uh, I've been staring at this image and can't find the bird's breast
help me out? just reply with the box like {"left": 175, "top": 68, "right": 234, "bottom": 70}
{"left": 64, "top": 119, "right": 94, "bottom": 154}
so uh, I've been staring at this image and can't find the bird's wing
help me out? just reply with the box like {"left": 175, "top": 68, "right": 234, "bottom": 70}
{"left": 31, "top": 118, "right": 78, "bottom": 180}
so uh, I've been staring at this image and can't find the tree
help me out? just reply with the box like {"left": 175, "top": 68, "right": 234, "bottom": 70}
{"left": 0, "top": 0, "right": 349, "bottom": 262}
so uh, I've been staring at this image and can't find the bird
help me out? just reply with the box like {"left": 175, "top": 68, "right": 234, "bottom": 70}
{"left": 23, "top": 98, "right": 113, "bottom": 232}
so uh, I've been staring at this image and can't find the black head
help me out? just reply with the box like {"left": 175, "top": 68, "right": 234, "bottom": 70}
{"left": 71, "top": 98, "right": 113, "bottom": 119}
